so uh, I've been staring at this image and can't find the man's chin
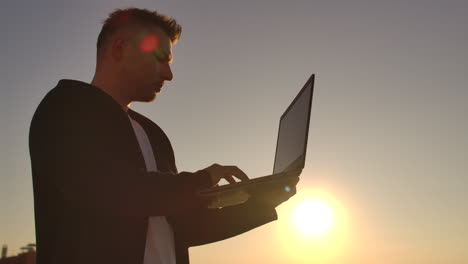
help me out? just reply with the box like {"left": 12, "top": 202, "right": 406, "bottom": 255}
{"left": 146, "top": 95, "right": 157, "bottom": 102}
{"left": 135, "top": 94, "right": 157, "bottom": 103}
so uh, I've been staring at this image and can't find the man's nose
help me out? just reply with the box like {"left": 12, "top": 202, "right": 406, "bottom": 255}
{"left": 161, "top": 64, "right": 173, "bottom": 81}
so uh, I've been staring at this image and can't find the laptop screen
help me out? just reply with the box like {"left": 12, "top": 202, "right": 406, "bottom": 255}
{"left": 273, "top": 75, "right": 314, "bottom": 174}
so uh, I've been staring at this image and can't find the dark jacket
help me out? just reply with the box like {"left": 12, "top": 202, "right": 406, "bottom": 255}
{"left": 29, "top": 80, "right": 277, "bottom": 264}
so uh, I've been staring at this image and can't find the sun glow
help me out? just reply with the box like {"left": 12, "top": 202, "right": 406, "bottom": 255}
{"left": 275, "top": 187, "right": 350, "bottom": 263}
{"left": 293, "top": 199, "right": 334, "bottom": 237}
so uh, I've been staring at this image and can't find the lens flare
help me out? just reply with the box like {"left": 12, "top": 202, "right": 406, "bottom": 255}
{"left": 140, "top": 34, "right": 159, "bottom": 53}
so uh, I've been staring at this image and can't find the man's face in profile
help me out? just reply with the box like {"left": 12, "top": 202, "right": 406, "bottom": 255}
{"left": 119, "top": 25, "right": 174, "bottom": 103}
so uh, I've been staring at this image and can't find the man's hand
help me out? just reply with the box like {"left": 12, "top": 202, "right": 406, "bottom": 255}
{"left": 251, "top": 176, "right": 300, "bottom": 208}
{"left": 203, "top": 163, "right": 250, "bottom": 186}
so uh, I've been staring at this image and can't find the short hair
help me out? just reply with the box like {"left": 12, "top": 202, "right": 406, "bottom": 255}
{"left": 96, "top": 8, "right": 182, "bottom": 57}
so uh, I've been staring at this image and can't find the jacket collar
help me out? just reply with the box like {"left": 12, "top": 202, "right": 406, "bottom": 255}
{"left": 56, "top": 79, "right": 140, "bottom": 117}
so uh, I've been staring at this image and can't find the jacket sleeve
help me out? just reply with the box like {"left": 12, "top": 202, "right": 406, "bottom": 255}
{"left": 29, "top": 91, "right": 213, "bottom": 217}
{"left": 170, "top": 199, "right": 277, "bottom": 247}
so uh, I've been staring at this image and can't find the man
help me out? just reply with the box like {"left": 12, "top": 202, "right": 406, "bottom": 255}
{"left": 29, "top": 8, "right": 299, "bottom": 264}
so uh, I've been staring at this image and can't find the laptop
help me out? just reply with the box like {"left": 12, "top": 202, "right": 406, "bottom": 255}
{"left": 199, "top": 74, "right": 315, "bottom": 208}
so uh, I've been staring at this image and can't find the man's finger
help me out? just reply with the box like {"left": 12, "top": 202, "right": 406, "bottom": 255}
{"left": 225, "top": 175, "right": 236, "bottom": 184}
{"left": 285, "top": 175, "right": 300, "bottom": 185}
{"left": 226, "top": 166, "right": 249, "bottom": 181}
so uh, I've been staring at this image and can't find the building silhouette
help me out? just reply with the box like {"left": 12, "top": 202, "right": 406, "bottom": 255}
{"left": 0, "top": 244, "right": 36, "bottom": 264}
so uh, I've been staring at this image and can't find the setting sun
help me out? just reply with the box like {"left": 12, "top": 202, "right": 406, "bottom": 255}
{"left": 275, "top": 187, "right": 350, "bottom": 263}
{"left": 293, "top": 199, "right": 334, "bottom": 237}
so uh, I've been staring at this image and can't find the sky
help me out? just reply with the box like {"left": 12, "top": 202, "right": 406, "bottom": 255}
{"left": 1, "top": 0, "right": 467, "bottom": 263}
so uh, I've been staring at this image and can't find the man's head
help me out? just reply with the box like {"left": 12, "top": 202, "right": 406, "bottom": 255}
{"left": 93, "top": 8, "right": 181, "bottom": 107}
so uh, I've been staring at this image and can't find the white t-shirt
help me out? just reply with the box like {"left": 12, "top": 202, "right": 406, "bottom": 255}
{"left": 127, "top": 114, "right": 176, "bottom": 264}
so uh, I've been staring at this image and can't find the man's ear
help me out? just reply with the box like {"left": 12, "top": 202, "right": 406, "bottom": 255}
{"left": 110, "top": 38, "right": 126, "bottom": 62}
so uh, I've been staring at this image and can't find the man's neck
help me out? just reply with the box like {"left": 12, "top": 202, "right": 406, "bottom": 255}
{"left": 91, "top": 77, "right": 130, "bottom": 112}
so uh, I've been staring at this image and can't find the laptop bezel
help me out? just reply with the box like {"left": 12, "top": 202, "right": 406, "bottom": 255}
{"left": 272, "top": 74, "right": 315, "bottom": 174}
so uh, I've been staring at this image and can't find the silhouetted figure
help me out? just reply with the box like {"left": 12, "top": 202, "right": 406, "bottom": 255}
{"left": 29, "top": 8, "right": 298, "bottom": 264}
